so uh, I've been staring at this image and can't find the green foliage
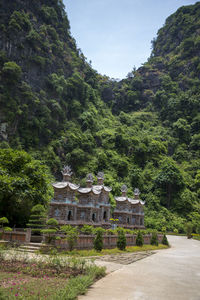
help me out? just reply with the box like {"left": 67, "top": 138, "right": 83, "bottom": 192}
{"left": 162, "top": 234, "right": 169, "bottom": 246}
{"left": 47, "top": 218, "right": 59, "bottom": 226}
{"left": 136, "top": 231, "right": 144, "bottom": 246}
{"left": 26, "top": 204, "right": 46, "bottom": 235}
{"left": 0, "top": 149, "right": 53, "bottom": 227}
{"left": 61, "top": 225, "right": 79, "bottom": 251}
{"left": 150, "top": 232, "right": 159, "bottom": 246}
{"left": 0, "top": 217, "right": 9, "bottom": 227}
{"left": 2, "top": 61, "right": 22, "bottom": 83}
{"left": 80, "top": 225, "right": 94, "bottom": 235}
{"left": 41, "top": 228, "right": 57, "bottom": 243}
{"left": 186, "top": 222, "right": 193, "bottom": 239}
{"left": 93, "top": 230, "right": 103, "bottom": 252}
{"left": 117, "top": 229, "right": 126, "bottom": 250}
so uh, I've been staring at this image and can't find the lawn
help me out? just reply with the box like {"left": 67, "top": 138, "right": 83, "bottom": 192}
{"left": 58, "top": 244, "right": 169, "bottom": 257}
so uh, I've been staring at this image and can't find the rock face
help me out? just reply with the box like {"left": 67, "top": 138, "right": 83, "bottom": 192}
{"left": 0, "top": 0, "right": 100, "bottom": 148}
{"left": 0, "top": 0, "right": 72, "bottom": 90}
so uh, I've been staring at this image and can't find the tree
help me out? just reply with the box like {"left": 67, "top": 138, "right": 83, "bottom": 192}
{"left": 93, "top": 228, "right": 104, "bottom": 252}
{"left": 41, "top": 218, "right": 58, "bottom": 243}
{"left": 61, "top": 225, "right": 78, "bottom": 251}
{"left": 150, "top": 232, "right": 159, "bottom": 246}
{"left": 0, "top": 149, "right": 53, "bottom": 227}
{"left": 136, "top": 231, "right": 144, "bottom": 246}
{"left": 162, "top": 234, "right": 169, "bottom": 246}
{"left": 2, "top": 61, "right": 22, "bottom": 84}
{"left": 0, "top": 217, "right": 9, "bottom": 231}
{"left": 154, "top": 158, "right": 185, "bottom": 209}
{"left": 117, "top": 229, "right": 126, "bottom": 250}
{"left": 26, "top": 204, "right": 47, "bottom": 235}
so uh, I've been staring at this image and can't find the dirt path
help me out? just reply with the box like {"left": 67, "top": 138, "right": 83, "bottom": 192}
{"left": 79, "top": 236, "right": 200, "bottom": 300}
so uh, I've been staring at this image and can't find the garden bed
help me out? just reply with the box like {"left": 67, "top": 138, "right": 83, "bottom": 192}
{"left": 0, "top": 250, "right": 106, "bottom": 300}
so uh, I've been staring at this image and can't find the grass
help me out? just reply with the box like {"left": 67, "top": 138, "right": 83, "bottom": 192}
{"left": 59, "top": 244, "right": 169, "bottom": 257}
{"left": 0, "top": 249, "right": 106, "bottom": 300}
{"left": 192, "top": 234, "right": 200, "bottom": 241}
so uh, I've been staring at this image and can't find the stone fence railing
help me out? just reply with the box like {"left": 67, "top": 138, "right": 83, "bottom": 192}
{"left": 48, "top": 233, "right": 163, "bottom": 250}
{"left": 0, "top": 229, "right": 31, "bottom": 244}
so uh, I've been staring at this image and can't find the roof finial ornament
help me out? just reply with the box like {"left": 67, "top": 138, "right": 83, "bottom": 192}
{"left": 86, "top": 173, "right": 94, "bottom": 188}
{"left": 97, "top": 171, "right": 104, "bottom": 179}
{"left": 97, "top": 171, "right": 104, "bottom": 185}
{"left": 134, "top": 188, "right": 140, "bottom": 198}
{"left": 62, "top": 165, "right": 73, "bottom": 182}
{"left": 121, "top": 184, "right": 128, "bottom": 197}
{"left": 62, "top": 165, "right": 73, "bottom": 176}
{"left": 121, "top": 184, "right": 128, "bottom": 193}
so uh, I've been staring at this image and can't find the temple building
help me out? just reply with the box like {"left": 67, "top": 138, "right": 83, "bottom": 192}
{"left": 112, "top": 185, "right": 145, "bottom": 229}
{"left": 49, "top": 167, "right": 112, "bottom": 227}
{"left": 49, "top": 166, "right": 145, "bottom": 229}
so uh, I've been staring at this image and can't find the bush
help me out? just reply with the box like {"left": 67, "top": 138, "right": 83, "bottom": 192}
{"left": 61, "top": 225, "right": 78, "bottom": 251}
{"left": 196, "top": 224, "right": 200, "bottom": 235}
{"left": 173, "top": 228, "right": 178, "bottom": 234}
{"left": 117, "top": 229, "right": 126, "bottom": 250}
{"left": 136, "top": 231, "right": 144, "bottom": 246}
{"left": 93, "top": 230, "right": 103, "bottom": 252}
{"left": 0, "top": 217, "right": 9, "bottom": 229}
{"left": 47, "top": 218, "right": 59, "bottom": 226}
{"left": 162, "top": 234, "right": 169, "bottom": 246}
{"left": 26, "top": 204, "right": 46, "bottom": 235}
{"left": 80, "top": 225, "right": 94, "bottom": 235}
{"left": 186, "top": 222, "right": 193, "bottom": 239}
{"left": 151, "top": 232, "right": 158, "bottom": 246}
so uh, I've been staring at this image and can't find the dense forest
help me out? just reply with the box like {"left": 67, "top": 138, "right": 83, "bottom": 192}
{"left": 0, "top": 0, "right": 199, "bottom": 231}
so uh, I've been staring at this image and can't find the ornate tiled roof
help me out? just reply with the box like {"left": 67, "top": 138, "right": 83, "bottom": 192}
{"left": 78, "top": 187, "right": 101, "bottom": 195}
{"left": 52, "top": 182, "right": 79, "bottom": 190}
{"left": 93, "top": 185, "right": 112, "bottom": 192}
{"left": 115, "top": 196, "right": 145, "bottom": 205}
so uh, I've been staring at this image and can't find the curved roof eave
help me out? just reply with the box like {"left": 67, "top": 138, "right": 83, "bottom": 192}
{"left": 52, "top": 182, "right": 79, "bottom": 191}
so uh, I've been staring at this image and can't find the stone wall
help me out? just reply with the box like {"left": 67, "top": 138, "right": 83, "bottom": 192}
{"left": 51, "top": 234, "right": 163, "bottom": 250}
{"left": 1, "top": 229, "right": 31, "bottom": 244}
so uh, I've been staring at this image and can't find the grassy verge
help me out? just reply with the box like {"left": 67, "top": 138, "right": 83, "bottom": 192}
{"left": 0, "top": 249, "right": 106, "bottom": 300}
{"left": 192, "top": 234, "right": 200, "bottom": 241}
{"left": 58, "top": 244, "right": 169, "bottom": 257}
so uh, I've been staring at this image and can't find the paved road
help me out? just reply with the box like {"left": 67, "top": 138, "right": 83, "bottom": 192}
{"left": 79, "top": 236, "right": 200, "bottom": 300}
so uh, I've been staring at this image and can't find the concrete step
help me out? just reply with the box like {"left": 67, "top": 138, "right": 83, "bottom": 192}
{"left": 17, "top": 243, "right": 42, "bottom": 253}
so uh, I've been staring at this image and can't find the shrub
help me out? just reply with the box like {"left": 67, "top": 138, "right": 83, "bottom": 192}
{"left": 0, "top": 217, "right": 10, "bottom": 234}
{"left": 117, "top": 229, "right": 126, "bottom": 250}
{"left": 61, "top": 225, "right": 78, "bottom": 251}
{"left": 186, "top": 222, "right": 193, "bottom": 239}
{"left": 173, "top": 228, "right": 178, "bottom": 234}
{"left": 162, "top": 234, "right": 169, "bottom": 246}
{"left": 93, "top": 230, "right": 103, "bottom": 252}
{"left": 136, "top": 231, "right": 144, "bottom": 246}
{"left": 80, "top": 225, "right": 94, "bottom": 235}
{"left": 47, "top": 218, "right": 59, "bottom": 227}
{"left": 196, "top": 224, "right": 200, "bottom": 235}
{"left": 26, "top": 204, "right": 46, "bottom": 235}
{"left": 41, "top": 228, "right": 57, "bottom": 243}
{"left": 0, "top": 217, "right": 9, "bottom": 229}
{"left": 151, "top": 232, "right": 158, "bottom": 246}
{"left": 106, "top": 229, "right": 115, "bottom": 235}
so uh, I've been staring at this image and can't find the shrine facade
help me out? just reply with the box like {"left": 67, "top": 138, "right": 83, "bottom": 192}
{"left": 49, "top": 166, "right": 145, "bottom": 229}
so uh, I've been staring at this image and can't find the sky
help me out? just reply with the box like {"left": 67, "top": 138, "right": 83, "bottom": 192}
{"left": 63, "top": 0, "right": 198, "bottom": 79}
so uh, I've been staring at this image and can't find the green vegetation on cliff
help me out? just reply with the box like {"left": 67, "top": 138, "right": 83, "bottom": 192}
{"left": 0, "top": 0, "right": 199, "bottom": 231}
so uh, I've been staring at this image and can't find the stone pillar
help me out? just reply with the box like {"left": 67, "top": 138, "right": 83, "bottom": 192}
{"left": 26, "top": 228, "right": 31, "bottom": 243}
